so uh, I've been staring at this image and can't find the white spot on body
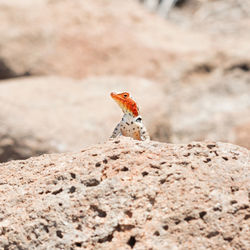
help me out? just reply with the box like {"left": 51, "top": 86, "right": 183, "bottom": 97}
{"left": 119, "top": 113, "right": 147, "bottom": 140}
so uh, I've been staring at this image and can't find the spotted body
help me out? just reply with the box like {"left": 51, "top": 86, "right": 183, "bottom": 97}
{"left": 110, "top": 92, "right": 150, "bottom": 141}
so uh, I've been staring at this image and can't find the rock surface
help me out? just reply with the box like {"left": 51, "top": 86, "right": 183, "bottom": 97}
{"left": 0, "top": 0, "right": 250, "bottom": 162}
{"left": 1, "top": 0, "right": 249, "bottom": 81}
{"left": 0, "top": 0, "right": 210, "bottom": 80}
{"left": 160, "top": 69, "right": 250, "bottom": 147}
{"left": 0, "top": 137, "right": 249, "bottom": 249}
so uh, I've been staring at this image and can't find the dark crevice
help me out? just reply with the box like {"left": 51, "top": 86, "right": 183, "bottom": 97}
{"left": 148, "top": 196, "right": 156, "bottom": 206}
{"left": 43, "top": 225, "right": 49, "bottom": 233}
{"left": 70, "top": 173, "right": 76, "bottom": 179}
{"left": 230, "top": 186, "right": 239, "bottom": 193}
{"left": 244, "top": 214, "right": 250, "bottom": 220}
{"left": 154, "top": 231, "right": 160, "bottom": 236}
{"left": 230, "top": 200, "right": 237, "bottom": 205}
{"left": 227, "top": 63, "right": 250, "bottom": 72}
{"left": 175, "top": 219, "right": 181, "bottom": 225}
{"left": 98, "top": 234, "right": 113, "bottom": 243}
{"left": 127, "top": 236, "right": 136, "bottom": 248}
{"left": 90, "top": 205, "right": 107, "bottom": 218}
{"left": 223, "top": 236, "right": 233, "bottom": 242}
{"left": 95, "top": 162, "right": 101, "bottom": 167}
{"left": 174, "top": 0, "right": 189, "bottom": 8}
{"left": 203, "top": 158, "right": 211, "bottom": 163}
{"left": 52, "top": 188, "right": 63, "bottom": 195}
{"left": 206, "top": 231, "right": 219, "bottom": 238}
{"left": 115, "top": 224, "right": 135, "bottom": 232}
{"left": 189, "top": 63, "right": 214, "bottom": 74}
{"left": 83, "top": 178, "right": 100, "bottom": 187}
{"left": 69, "top": 186, "right": 76, "bottom": 193}
{"left": 56, "top": 230, "right": 63, "bottom": 238}
{"left": 184, "top": 216, "right": 196, "bottom": 222}
{"left": 121, "top": 166, "right": 129, "bottom": 171}
{"left": 109, "top": 154, "right": 120, "bottom": 160}
{"left": 75, "top": 242, "right": 82, "bottom": 247}
{"left": 0, "top": 59, "right": 31, "bottom": 80}
{"left": 124, "top": 210, "right": 133, "bottom": 218}
{"left": 199, "top": 211, "right": 207, "bottom": 219}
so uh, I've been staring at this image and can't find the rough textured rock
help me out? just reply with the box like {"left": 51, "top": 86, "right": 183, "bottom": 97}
{"left": 0, "top": 137, "right": 249, "bottom": 249}
{"left": 0, "top": 76, "right": 166, "bottom": 162}
{"left": 1, "top": 0, "right": 250, "bottom": 162}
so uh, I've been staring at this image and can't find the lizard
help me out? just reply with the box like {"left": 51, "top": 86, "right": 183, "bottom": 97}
{"left": 110, "top": 92, "right": 150, "bottom": 141}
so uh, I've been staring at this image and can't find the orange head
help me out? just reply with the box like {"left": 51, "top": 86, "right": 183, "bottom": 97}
{"left": 110, "top": 92, "right": 139, "bottom": 117}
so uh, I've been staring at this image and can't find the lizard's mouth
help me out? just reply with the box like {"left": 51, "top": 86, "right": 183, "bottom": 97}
{"left": 110, "top": 92, "right": 139, "bottom": 117}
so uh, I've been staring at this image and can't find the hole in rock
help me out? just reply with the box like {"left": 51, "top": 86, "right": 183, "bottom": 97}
{"left": 125, "top": 210, "right": 133, "bottom": 218}
{"left": 207, "top": 231, "right": 219, "bottom": 238}
{"left": 199, "top": 211, "right": 207, "bottom": 219}
{"left": 127, "top": 236, "right": 136, "bottom": 248}
{"left": 75, "top": 242, "right": 82, "bottom": 247}
{"left": 98, "top": 234, "right": 113, "bottom": 243}
{"left": 52, "top": 188, "right": 63, "bottom": 195}
{"left": 90, "top": 205, "right": 107, "bottom": 218}
{"left": 184, "top": 216, "right": 195, "bottom": 222}
{"left": 95, "top": 162, "right": 101, "bottom": 167}
{"left": 154, "top": 231, "right": 160, "bottom": 236}
{"left": 56, "top": 230, "right": 63, "bottom": 238}
{"left": 174, "top": 0, "right": 189, "bottom": 8}
{"left": 70, "top": 173, "right": 76, "bottom": 179}
{"left": 69, "top": 186, "right": 76, "bottom": 193}
{"left": 109, "top": 154, "right": 120, "bottom": 160}
{"left": 121, "top": 166, "right": 129, "bottom": 171}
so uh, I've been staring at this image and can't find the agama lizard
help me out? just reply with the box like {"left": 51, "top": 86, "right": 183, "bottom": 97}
{"left": 110, "top": 92, "right": 150, "bottom": 141}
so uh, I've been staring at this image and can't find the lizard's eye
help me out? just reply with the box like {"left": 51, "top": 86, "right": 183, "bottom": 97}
{"left": 123, "top": 94, "right": 128, "bottom": 98}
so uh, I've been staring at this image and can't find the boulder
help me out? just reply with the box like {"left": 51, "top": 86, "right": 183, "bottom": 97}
{"left": 0, "top": 0, "right": 212, "bottom": 80}
{"left": 1, "top": 0, "right": 249, "bottom": 82}
{"left": 0, "top": 138, "right": 249, "bottom": 249}
{"left": 160, "top": 70, "right": 250, "bottom": 147}
{"left": 235, "top": 120, "right": 250, "bottom": 150}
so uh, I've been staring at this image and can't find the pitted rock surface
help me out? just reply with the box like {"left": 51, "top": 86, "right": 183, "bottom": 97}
{"left": 0, "top": 137, "right": 249, "bottom": 249}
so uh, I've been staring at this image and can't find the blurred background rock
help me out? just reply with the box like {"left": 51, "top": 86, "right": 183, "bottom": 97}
{"left": 0, "top": 0, "right": 249, "bottom": 162}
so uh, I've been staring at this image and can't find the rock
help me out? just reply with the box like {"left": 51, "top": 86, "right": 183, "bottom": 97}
{"left": 167, "top": 0, "right": 250, "bottom": 37}
{"left": 0, "top": 0, "right": 212, "bottom": 80}
{"left": 0, "top": 76, "right": 166, "bottom": 162}
{"left": 235, "top": 120, "right": 250, "bottom": 150}
{"left": 161, "top": 70, "right": 250, "bottom": 147}
{"left": 1, "top": 0, "right": 250, "bottom": 159}
{"left": 0, "top": 137, "right": 249, "bottom": 249}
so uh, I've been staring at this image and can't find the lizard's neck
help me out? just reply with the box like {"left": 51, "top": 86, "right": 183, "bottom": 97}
{"left": 122, "top": 113, "right": 136, "bottom": 122}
